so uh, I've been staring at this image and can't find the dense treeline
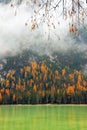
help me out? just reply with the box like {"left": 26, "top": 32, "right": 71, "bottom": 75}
{"left": 0, "top": 60, "right": 87, "bottom": 104}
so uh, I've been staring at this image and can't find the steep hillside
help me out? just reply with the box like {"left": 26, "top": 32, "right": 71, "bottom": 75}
{"left": 0, "top": 49, "right": 87, "bottom": 78}
{"left": 0, "top": 50, "right": 87, "bottom": 104}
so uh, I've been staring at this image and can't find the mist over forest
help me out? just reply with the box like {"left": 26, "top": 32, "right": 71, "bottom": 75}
{"left": 0, "top": 1, "right": 87, "bottom": 67}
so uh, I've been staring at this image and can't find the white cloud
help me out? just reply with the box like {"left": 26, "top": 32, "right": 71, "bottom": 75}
{"left": 0, "top": 0, "right": 87, "bottom": 57}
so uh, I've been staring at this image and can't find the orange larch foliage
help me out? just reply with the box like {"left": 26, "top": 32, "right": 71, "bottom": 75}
{"left": 0, "top": 59, "right": 87, "bottom": 104}
{"left": 31, "top": 61, "right": 37, "bottom": 70}
{"left": 31, "top": 69, "right": 37, "bottom": 78}
{"left": 5, "top": 79, "right": 9, "bottom": 87}
{"left": 41, "top": 62, "right": 48, "bottom": 74}
{"left": 33, "top": 84, "right": 37, "bottom": 92}
{"left": 29, "top": 79, "right": 34, "bottom": 86}
{"left": 78, "top": 74, "right": 82, "bottom": 82}
{"left": 0, "top": 93, "right": 2, "bottom": 101}
{"left": 83, "top": 80, "right": 87, "bottom": 87}
{"left": 57, "top": 89, "right": 60, "bottom": 94}
{"left": 43, "top": 74, "right": 47, "bottom": 81}
{"left": 82, "top": 87, "right": 87, "bottom": 92}
{"left": 0, "top": 88, "right": 5, "bottom": 94}
{"left": 18, "top": 78, "right": 21, "bottom": 85}
{"left": 66, "top": 85, "right": 75, "bottom": 95}
{"left": 16, "top": 84, "right": 20, "bottom": 90}
{"left": 36, "top": 77, "right": 38, "bottom": 81}
{"left": 69, "top": 24, "right": 77, "bottom": 34}
{"left": 69, "top": 73, "right": 74, "bottom": 79}
{"left": 25, "top": 66, "right": 31, "bottom": 72}
{"left": 62, "top": 68, "right": 66, "bottom": 76}
{"left": 77, "top": 83, "right": 83, "bottom": 91}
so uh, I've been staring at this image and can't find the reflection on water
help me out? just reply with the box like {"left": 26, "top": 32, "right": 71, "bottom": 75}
{"left": 0, "top": 105, "right": 87, "bottom": 130}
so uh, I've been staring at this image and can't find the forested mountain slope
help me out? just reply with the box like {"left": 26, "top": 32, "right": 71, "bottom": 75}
{"left": 0, "top": 50, "right": 87, "bottom": 104}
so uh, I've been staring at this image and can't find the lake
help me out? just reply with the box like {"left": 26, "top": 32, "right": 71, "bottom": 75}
{"left": 0, "top": 105, "right": 87, "bottom": 130}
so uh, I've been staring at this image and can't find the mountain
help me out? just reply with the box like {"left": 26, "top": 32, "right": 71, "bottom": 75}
{"left": 0, "top": 49, "right": 87, "bottom": 104}
{"left": 0, "top": 49, "right": 87, "bottom": 78}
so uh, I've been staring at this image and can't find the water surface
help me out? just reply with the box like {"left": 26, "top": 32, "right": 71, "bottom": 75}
{"left": 0, "top": 105, "right": 87, "bottom": 130}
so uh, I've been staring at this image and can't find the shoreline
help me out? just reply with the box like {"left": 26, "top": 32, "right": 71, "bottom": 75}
{"left": 0, "top": 104, "right": 87, "bottom": 106}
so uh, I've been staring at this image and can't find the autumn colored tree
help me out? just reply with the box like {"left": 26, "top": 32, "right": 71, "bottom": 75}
{"left": 0, "top": 60, "right": 87, "bottom": 104}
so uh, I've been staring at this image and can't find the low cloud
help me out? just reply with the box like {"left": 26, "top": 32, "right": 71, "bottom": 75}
{"left": 0, "top": 1, "right": 87, "bottom": 58}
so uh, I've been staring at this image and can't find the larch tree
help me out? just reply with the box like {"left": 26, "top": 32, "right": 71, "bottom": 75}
{"left": 9, "top": 0, "right": 87, "bottom": 36}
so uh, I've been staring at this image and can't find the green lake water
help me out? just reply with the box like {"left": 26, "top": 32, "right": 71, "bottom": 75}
{"left": 0, "top": 105, "right": 87, "bottom": 130}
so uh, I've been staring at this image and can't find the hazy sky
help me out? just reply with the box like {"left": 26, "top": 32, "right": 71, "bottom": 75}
{"left": 0, "top": 0, "right": 87, "bottom": 57}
